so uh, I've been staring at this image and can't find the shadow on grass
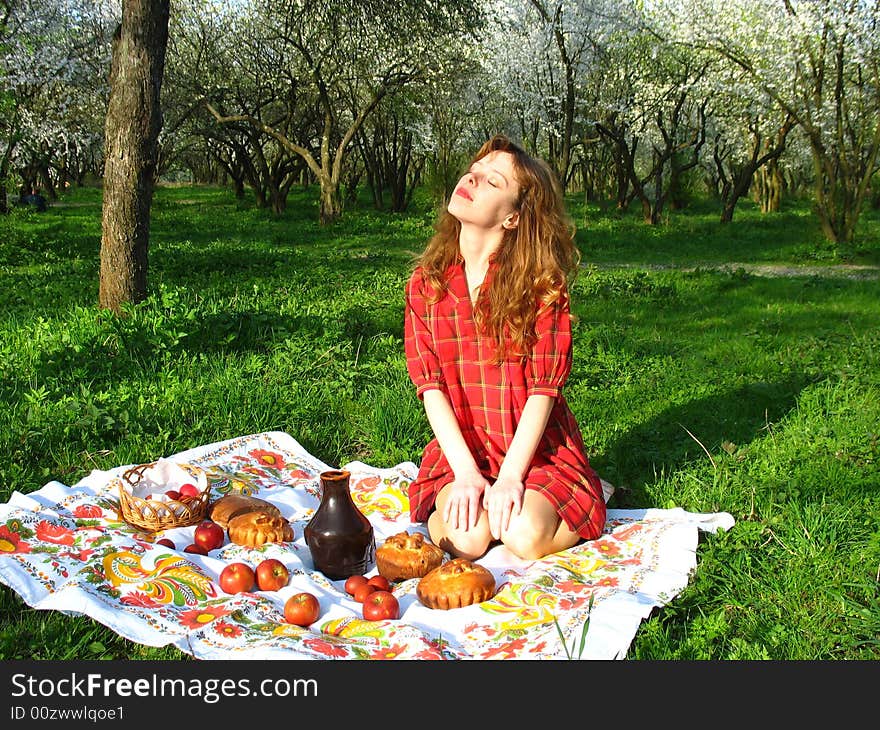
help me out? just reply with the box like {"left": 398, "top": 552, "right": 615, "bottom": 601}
{"left": 599, "top": 375, "right": 812, "bottom": 508}
{"left": 11, "top": 303, "right": 405, "bottom": 404}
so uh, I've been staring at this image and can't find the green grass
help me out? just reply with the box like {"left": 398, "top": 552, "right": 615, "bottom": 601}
{"left": 1, "top": 184, "right": 878, "bottom": 660}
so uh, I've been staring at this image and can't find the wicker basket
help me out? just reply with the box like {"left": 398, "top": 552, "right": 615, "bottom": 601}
{"left": 117, "top": 461, "right": 210, "bottom": 532}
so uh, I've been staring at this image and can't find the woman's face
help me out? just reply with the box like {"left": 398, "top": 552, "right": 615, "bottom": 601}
{"left": 447, "top": 150, "right": 521, "bottom": 231}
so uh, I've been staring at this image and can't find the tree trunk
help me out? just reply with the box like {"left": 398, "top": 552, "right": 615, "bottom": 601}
{"left": 319, "top": 176, "right": 342, "bottom": 224}
{"left": 755, "top": 160, "right": 784, "bottom": 212}
{"left": 99, "top": 0, "right": 170, "bottom": 314}
{"left": 720, "top": 173, "right": 748, "bottom": 223}
{"left": 0, "top": 154, "right": 9, "bottom": 213}
{"left": 612, "top": 149, "right": 629, "bottom": 210}
{"left": 668, "top": 153, "right": 687, "bottom": 210}
{"left": 0, "top": 131, "right": 15, "bottom": 214}
{"left": 232, "top": 175, "right": 245, "bottom": 199}
{"left": 269, "top": 187, "right": 287, "bottom": 215}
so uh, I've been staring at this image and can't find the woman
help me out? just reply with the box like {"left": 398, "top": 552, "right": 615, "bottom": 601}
{"left": 404, "top": 134, "right": 607, "bottom": 561}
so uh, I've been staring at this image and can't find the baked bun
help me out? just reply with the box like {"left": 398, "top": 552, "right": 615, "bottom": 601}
{"left": 416, "top": 558, "right": 496, "bottom": 610}
{"left": 227, "top": 511, "right": 294, "bottom": 547}
{"left": 208, "top": 494, "right": 280, "bottom": 530}
{"left": 376, "top": 531, "right": 445, "bottom": 582}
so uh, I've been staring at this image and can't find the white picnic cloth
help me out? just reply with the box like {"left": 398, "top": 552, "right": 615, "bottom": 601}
{"left": 0, "top": 431, "right": 734, "bottom": 660}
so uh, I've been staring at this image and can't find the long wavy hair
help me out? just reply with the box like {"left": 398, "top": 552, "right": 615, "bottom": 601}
{"left": 415, "top": 135, "right": 579, "bottom": 363}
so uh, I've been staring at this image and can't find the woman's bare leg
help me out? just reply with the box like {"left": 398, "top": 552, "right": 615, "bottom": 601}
{"left": 499, "top": 491, "right": 581, "bottom": 560}
{"left": 427, "top": 484, "right": 494, "bottom": 560}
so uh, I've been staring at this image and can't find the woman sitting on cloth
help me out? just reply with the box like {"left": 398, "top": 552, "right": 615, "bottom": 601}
{"left": 404, "top": 134, "right": 606, "bottom": 562}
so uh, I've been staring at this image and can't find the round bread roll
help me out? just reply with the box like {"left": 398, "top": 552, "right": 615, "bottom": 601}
{"left": 227, "top": 511, "right": 294, "bottom": 547}
{"left": 416, "top": 558, "right": 496, "bottom": 610}
{"left": 208, "top": 494, "right": 280, "bottom": 530}
{"left": 376, "top": 531, "right": 446, "bottom": 582}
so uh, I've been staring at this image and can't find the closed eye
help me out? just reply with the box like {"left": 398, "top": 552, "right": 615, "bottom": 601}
{"left": 469, "top": 162, "right": 507, "bottom": 189}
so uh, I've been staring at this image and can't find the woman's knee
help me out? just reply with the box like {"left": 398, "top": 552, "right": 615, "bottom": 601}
{"left": 500, "top": 519, "right": 552, "bottom": 561}
{"left": 428, "top": 510, "right": 492, "bottom": 560}
{"left": 499, "top": 493, "right": 561, "bottom": 559}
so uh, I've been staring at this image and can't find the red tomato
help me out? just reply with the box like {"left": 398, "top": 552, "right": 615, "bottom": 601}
{"left": 367, "top": 575, "right": 391, "bottom": 592}
{"left": 255, "top": 558, "right": 290, "bottom": 592}
{"left": 179, "top": 482, "right": 200, "bottom": 499}
{"left": 155, "top": 538, "right": 175, "bottom": 549}
{"left": 353, "top": 583, "right": 377, "bottom": 603}
{"left": 193, "top": 520, "right": 225, "bottom": 552}
{"left": 183, "top": 543, "right": 207, "bottom": 555}
{"left": 284, "top": 592, "right": 320, "bottom": 626}
{"left": 219, "top": 562, "right": 256, "bottom": 594}
{"left": 362, "top": 590, "right": 399, "bottom": 621}
{"left": 344, "top": 574, "right": 368, "bottom": 596}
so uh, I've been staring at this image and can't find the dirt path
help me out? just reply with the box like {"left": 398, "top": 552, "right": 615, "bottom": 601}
{"left": 591, "top": 262, "right": 880, "bottom": 280}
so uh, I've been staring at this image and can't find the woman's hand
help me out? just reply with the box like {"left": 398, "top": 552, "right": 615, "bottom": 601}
{"left": 442, "top": 469, "right": 491, "bottom": 531}
{"left": 483, "top": 474, "right": 525, "bottom": 540}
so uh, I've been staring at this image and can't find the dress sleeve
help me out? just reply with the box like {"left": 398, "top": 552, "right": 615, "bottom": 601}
{"left": 526, "top": 287, "right": 574, "bottom": 398}
{"left": 404, "top": 269, "right": 444, "bottom": 398}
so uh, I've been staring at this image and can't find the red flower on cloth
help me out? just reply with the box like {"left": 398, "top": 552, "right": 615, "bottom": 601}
{"left": 369, "top": 643, "right": 407, "bottom": 660}
{"left": 480, "top": 637, "right": 527, "bottom": 659}
{"left": 354, "top": 475, "right": 382, "bottom": 492}
{"left": 303, "top": 638, "right": 348, "bottom": 658}
{"left": 413, "top": 646, "right": 446, "bottom": 660}
{"left": 463, "top": 621, "right": 497, "bottom": 637}
{"left": 249, "top": 449, "right": 287, "bottom": 469}
{"left": 558, "top": 595, "right": 592, "bottom": 611}
{"left": 120, "top": 591, "right": 161, "bottom": 609}
{"left": 58, "top": 548, "right": 96, "bottom": 562}
{"left": 612, "top": 523, "right": 643, "bottom": 541}
{"left": 288, "top": 469, "right": 312, "bottom": 480}
{"left": 73, "top": 504, "right": 103, "bottom": 519}
{"left": 595, "top": 576, "right": 619, "bottom": 588}
{"left": 214, "top": 621, "right": 242, "bottom": 639}
{"left": 0, "top": 525, "right": 30, "bottom": 554}
{"left": 592, "top": 539, "right": 622, "bottom": 558}
{"left": 556, "top": 579, "right": 594, "bottom": 594}
{"left": 35, "top": 521, "right": 75, "bottom": 546}
{"left": 179, "top": 605, "right": 231, "bottom": 629}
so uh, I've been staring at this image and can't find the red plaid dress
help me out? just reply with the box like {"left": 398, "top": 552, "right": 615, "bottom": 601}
{"left": 404, "top": 260, "right": 606, "bottom": 540}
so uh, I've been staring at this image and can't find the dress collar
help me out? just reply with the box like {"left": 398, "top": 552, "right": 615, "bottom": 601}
{"left": 444, "top": 260, "right": 467, "bottom": 304}
{"left": 445, "top": 257, "right": 498, "bottom": 306}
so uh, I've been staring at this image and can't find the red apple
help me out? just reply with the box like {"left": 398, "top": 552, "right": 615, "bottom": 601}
{"left": 345, "top": 574, "right": 368, "bottom": 596}
{"left": 362, "top": 590, "right": 399, "bottom": 621}
{"left": 219, "top": 562, "right": 256, "bottom": 594}
{"left": 183, "top": 543, "right": 207, "bottom": 555}
{"left": 155, "top": 538, "right": 175, "bottom": 549}
{"left": 353, "top": 582, "right": 377, "bottom": 603}
{"left": 193, "top": 520, "right": 224, "bottom": 552}
{"left": 367, "top": 575, "right": 391, "bottom": 592}
{"left": 255, "top": 558, "right": 290, "bottom": 592}
{"left": 179, "top": 482, "right": 200, "bottom": 499}
{"left": 284, "top": 592, "right": 320, "bottom": 626}
{"left": 164, "top": 490, "right": 181, "bottom": 501}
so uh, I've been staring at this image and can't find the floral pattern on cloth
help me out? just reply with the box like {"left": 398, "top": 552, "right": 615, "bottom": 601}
{"left": 0, "top": 431, "right": 734, "bottom": 660}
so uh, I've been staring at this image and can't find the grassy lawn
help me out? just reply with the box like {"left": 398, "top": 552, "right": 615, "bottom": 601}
{"left": 1, "top": 184, "right": 878, "bottom": 659}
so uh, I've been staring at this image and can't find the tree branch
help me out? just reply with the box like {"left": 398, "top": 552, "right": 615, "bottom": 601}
{"left": 203, "top": 101, "right": 322, "bottom": 180}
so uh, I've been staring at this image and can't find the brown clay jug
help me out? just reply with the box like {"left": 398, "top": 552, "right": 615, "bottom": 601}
{"left": 304, "top": 469, "right": 375, "bottom": 580}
